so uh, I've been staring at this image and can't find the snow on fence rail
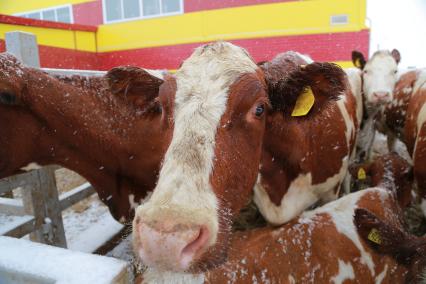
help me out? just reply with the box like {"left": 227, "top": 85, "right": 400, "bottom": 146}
{"left": 0, "top": 31, "right": 106, "bottom": 249}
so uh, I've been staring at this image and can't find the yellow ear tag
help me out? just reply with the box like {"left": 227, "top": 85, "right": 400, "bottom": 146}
{"left": 291, "top": 86, "right": 315, "bottom": 117}
{"left": 357, "top": 168, "right": 367, "bottom": 180}
{"left": 367, "top": 228, "right": 382, "bottom": 244}
{"left": 354, "top": 58, "right": 361, "bottom": 68}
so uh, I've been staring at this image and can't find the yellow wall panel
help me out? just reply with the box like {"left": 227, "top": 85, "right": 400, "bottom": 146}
{"left": 0, "top": 0, "right": 92, "bottom": 14}
{"left": 97, "top": 0, "right": 368, "bottom": 52}
{"left": 0, "top": 24, "right": 76, "bottom": 49}
{"left": 75, "top": 31, "right": 97, "bottom": 52}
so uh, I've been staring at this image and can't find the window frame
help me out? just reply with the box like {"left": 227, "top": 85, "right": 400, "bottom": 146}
{"left": 102, "top": 0, "right": 184, "bottom": 24}
{"left": 14, "top": 4, "right": 74, "bottom": 24}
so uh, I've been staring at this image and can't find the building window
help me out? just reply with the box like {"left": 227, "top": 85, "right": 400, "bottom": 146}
{"left": 330, "top": 14, "right": 349, "bottom": 25}
{"left": 103, "top": 0, "right": 183, "bottom": 24}
{"left": 15, "top": 5, "right": 73, "bottom": 24}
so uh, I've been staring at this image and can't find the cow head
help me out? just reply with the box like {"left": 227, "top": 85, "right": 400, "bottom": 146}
{"left": 132, "top": 43, "right": 346, "bottom": 273}
{"left": 349, "top": 153, "right": 413, "bottom": 208}
{"left": 352, "top": 49, "right": 401, "bottom": 106}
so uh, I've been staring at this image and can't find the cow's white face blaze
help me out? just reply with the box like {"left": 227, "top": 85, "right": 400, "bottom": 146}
{"left": 132, "top": 42, "right": 267, "bottom": 272}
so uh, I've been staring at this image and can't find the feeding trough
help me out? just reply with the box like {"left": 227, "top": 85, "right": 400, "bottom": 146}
{"left": 0, "top": 236, "right": 128, "bottom": 284}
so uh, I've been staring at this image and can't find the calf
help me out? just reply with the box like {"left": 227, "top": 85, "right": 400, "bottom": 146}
{"left": 0, "top": 53, "right": 166, "bottom": 221}
{"left": 355, "top": 209, "right": 425, "bottom": 283}
{"left": 253, "top": 52, "right": 361, "bottom": 225}
{"left": 132, "top": 42, "right": 348, "bottom": 273}
{"left": 351, "top": 49, "right": 401, "bottom": 160}
{"left": 141, "top": 153, "right": 413, "bottom": 283}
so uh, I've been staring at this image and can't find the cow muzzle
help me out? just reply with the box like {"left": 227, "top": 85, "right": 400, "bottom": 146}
{"left": 135, "top": 218, "right": 210, "bottom": 272}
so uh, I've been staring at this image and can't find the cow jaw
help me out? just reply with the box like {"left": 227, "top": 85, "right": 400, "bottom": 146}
{"left": 133, "top": 42, "right": 258, "bottom": 272}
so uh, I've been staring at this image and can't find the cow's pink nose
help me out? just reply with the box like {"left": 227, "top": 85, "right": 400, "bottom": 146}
{"left": 373, "top": 91, "right": 390, "bottom": 101}
{"left": 136, "top": 221, "right": 210, "bottom": 271}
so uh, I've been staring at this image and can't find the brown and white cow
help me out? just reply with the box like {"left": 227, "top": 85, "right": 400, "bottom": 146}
{"left": 0, "top": 53, "right": 167, "bottom": 221}
{"left": 132, "top": 42, "right": 348, "bottom": 273}
{"left": 362, "top": 67, "right": 426, "bottom": 216}
{"left": 253, "top": 52, "right": 361, "bottom": 225}
{"left": 382, "top": 69, "right": 422, "bottom": 151}
{"left": 139, "top": 154, "right": 413, "bottom": 283}
{"left": 403, "top": 69, "right": 426, "bottom": 214}
{"left": 351, "top": 49, "right": 402, "bottom": 160}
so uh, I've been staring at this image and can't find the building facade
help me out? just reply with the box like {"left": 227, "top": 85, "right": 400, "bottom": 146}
{"left": 0, "top": 0, "right": 369, "bottom": 70}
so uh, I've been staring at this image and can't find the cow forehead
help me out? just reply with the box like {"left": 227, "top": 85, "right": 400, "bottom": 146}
{"left": 365, "top": 54, "right": 397, "bottom": 71}
{"left": 175, "top": 42, "right": 258, "bottom": 106}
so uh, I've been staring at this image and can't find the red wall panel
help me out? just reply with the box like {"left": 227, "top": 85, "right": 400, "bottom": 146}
{"left": 98, "top": 30, "right": 370, "bottom": 70}
{"left": 184, "top": 0, "right": 296, "bottom": 13}
{"left": 0, "top": 40, "right": 5, "bottom": 52}
{"left": 38, "top": 45, "right": 99, "bottom": 69}
{"left": 73, "top": 0, "right": 104, "bottom": 26}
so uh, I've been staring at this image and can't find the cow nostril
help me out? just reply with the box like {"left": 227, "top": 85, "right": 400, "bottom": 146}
{"left": 180, "top": 226, "right": 210, "bottom": 266}
{"left": 374, "top": 92, "right": 390, "bottom": 99}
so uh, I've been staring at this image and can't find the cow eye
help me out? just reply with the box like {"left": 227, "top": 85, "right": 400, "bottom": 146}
{"left": 255, "top": 104, "right": 265, "bottom": 117}
{"left": 393, "top": 70, "right": 398, "bottom": 74}
{"left": 0, "top": 91, "right": 17, "bottom": 105}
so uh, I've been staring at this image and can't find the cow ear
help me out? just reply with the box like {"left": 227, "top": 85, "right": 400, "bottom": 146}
{"left": 353, "top": 208, "right": 410, "bottom": 257}
{"left": 106, "top": 66, "right": 164, "bottom": 108}
{"left": 267, "top": 62, "right": 345, "bottom": 117}
{"left": 352, "top": 50, "right": 366, "bottom": 70}
{"left": 348, "top": 161, "right": 371, "bottom": 181}
{"left": 0, "top": 90, "right": 18, "bottom": 106}
{"left": 391, "top": 49, "right": 401, "bottom": 64}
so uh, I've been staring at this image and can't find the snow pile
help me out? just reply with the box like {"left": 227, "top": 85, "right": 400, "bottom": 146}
{"left": 0, "top": 214, "right": 33, "bottom": 235}
{"left": 62, "top": 196, "right": 124, "bottom": 253}
{"left": 0, "top": 236, "right": 128, "bottom": 284}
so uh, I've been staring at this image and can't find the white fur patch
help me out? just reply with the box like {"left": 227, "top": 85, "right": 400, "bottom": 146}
{"left": 413, "top": 103, "right": 426, "bottom": 163}
{"left": 375, "top": 264, "right": 388, "bottom": 284}
{"left": 331, "top": 259, "right": 355, "bottom": 284}
{"left": 20, "top": 162, "right": 43, "bottom": 172}
{"left": 142, "top": 268, "right": 204, "bottom": 284}
{"left": 144, "top": 68, "right": 167, "bottom": 80}
{"left": 344, "top": 68, "right": 363, "bottom": 127}
{"left": 420, "top": 198, "right": 426, "bottom": 217}
{"left": 413, "top": 69, "right": 426, "bottom": 95}
{"left": 254, "top": 156, "right": 348, "bottom": 225}
{"left": 303, "top": 188, "right": 386, "bottom": 276}
{"left": 135, "top": 42, "right": 258, "bottom": 246}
